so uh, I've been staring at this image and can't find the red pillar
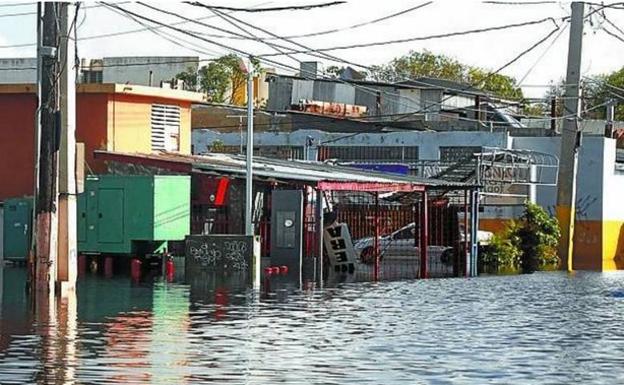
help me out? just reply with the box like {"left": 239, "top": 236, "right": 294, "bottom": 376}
{"left": 374, "top": 192, "right": 380, "bottom": 281}
{"left": 420, "top": 190, "right": 428, "bottom": 279}
{"left": 463, "top": 190, "right": 469, "bottom": 277}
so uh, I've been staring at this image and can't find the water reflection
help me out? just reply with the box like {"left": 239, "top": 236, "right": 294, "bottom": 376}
{"left": 2, "top": 265, "right": 624, "bottom": 384}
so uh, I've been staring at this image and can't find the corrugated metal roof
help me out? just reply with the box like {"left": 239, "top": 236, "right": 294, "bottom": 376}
{"left": 94, "top": 151, "right": 474, "bottom": 190}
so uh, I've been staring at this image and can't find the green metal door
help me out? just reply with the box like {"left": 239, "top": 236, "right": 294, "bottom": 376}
{"left": 3, "top": 198, "right": 32, "bottom": 260}
{"left": 97, "top": 188, "right": 124, "bottom": 244}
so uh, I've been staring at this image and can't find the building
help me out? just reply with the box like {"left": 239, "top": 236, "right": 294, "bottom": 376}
{"left": 0, "top": 83, "right": 205, "bottom": 201}
{"left": 193, "top": 128, "right": 624, "bottom": 271}
{"left": 264, "top": 62, "right": 523, "bottom": 130}
{"left": 0, "top": 58, "right": 37, "bottom": 84}
{"left": 0, "top": 56, "right": 199, "bottom": 87}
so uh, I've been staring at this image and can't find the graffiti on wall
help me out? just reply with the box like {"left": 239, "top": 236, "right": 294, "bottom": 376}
{"left": 186, "top": 235, "right": 252, "bottom": 272}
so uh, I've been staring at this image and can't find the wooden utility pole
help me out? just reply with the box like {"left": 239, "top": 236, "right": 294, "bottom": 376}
{"left": 57, "top": 2, "right": 78, "bottom": 294}
{"left": 556, "top": 1, "right": 584, "bottom": 271}
{"left": 34, "top": 2, "right": 60, "bottom": 293}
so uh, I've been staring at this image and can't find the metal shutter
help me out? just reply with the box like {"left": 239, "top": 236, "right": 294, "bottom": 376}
{"left": 151, "top": 104, "right": 181, "bottom": 152}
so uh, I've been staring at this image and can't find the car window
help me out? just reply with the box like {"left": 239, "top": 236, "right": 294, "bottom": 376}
{"left": 393, "top": 227, "right": 414, "bottom": 240}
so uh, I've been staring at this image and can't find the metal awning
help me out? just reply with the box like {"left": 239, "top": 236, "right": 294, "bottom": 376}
{"left": 94, "top": 151, "right": 474, "bottom": 193}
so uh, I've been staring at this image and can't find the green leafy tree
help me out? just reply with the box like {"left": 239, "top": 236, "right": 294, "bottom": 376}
{"left": 481, "top": 201, "right": 560, "bottom": 273}
{"left": 516, "top": 201, "right": 561, "bottom": 273}
{"left": 175, "top": 66, "right": 199, "bottom": 91}
{"left": 367, "top": 50, "right": 523, "bottom": 100}
{"left": 176, "top": 54, "right": 261, "bottom": 105}
{"left": 583, "top": 67, "right": 624, "bottom": 121}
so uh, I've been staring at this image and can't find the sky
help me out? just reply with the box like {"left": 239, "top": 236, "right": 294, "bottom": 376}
{"left": 1, "top": 1, "right": 623, "bottom": 98}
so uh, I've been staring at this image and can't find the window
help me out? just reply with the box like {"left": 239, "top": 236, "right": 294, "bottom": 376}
{"left": 319, "top": 146, "right": 419, "bottom": 162}
{"left": 439, "top": 146, "right": 481, "bottom": 162}
{"left": 151, "top": 104, "right": 181, "bottom": 152}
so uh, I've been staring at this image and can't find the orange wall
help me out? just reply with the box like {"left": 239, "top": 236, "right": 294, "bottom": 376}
{"left": 0, "top": 94, "right": 37, "bottom": 201}
{"left": 0, "top": 91, "right": 193, "bottom": 202}
{"left": 109, "top": 94, "right": 192, "bottom": 156}
{"left": 76, "top": 93, "right": 109, "bottom": 173}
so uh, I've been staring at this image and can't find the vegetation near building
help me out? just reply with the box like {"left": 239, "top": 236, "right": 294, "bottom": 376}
{"left": 176, "top": 54, "right": 261, "bottom": 105}
{"left": 481, "top": 201, "right": 561, "bottom": 274}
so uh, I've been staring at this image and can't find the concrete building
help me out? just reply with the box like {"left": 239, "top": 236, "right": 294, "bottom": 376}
{"left": 0, "top": 58, "right": 37, "bottom": 84}
{"left": 265, "top": 62, "right": 522, "bottom": 130}
{"left": 0, "top": 56, "right": 199, "bottom": 87}
{"left": 0, "top": 83, "right": 205, "bottom": 202}
{"left": 84, "top": 56, "right": 199, "bottom": 87}
{"left": 193, "top": 128, "right": 624, "bottom": 271}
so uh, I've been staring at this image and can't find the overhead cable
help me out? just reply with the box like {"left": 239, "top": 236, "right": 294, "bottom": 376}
{"left": 191, "top": 1, "right": 433, "bottom": 40}
{"left": 258, "top": 16, "right": 564, "bottom": 56}
{"left": 182, "top": 1, "right": 346, "bottom": 12}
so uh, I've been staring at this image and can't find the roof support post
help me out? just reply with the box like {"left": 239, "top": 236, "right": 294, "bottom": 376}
{"left": 374, "top": 192, "right": 380, "bottom": 281}
{"left": 420, "top": 190, "right": 428, "bottom": 279}
{"left": 463, "top": 189, "right": 469, "bottom": 277}
{"left": 315, "top": 189, "right": 324, "bottom": 288}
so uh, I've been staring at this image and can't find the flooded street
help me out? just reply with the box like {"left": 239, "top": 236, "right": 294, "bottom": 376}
{"left": 2, "top": 267, "right": 624, "bottom": 384}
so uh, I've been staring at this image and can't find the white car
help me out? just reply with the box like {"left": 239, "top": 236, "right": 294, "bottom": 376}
{"left": 353, "top": 222, "right": 492, "bottom": 265}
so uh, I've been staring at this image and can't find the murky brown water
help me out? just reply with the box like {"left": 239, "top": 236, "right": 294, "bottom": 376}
{"left": 2, "top": 266, "right": 624, "bottom": 384}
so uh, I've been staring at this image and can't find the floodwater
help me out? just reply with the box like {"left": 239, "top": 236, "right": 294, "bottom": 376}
{"left": 2, "top": 266, "right": 624, "bottom": 384}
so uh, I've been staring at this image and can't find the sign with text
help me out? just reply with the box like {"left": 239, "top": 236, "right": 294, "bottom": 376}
{"left": 323, "top": 223, "right": 357, "bottom": 272}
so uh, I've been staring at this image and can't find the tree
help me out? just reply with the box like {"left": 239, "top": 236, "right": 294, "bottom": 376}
{"left": 367, "top": 50, "right": 523, "bottom": 100}
{"left": 583, "top": 67, "right": 624, "bottom": 121}
{"left": 175, "top": 54, "right": 261, "bottom": 105}
{"left": 175, "top": 66, "right": 199, "bottom": 91}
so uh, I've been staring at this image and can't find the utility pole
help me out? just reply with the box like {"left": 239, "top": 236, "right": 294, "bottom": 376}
{"left": 245, "top": 57, "right": 254, "bottom": 236}
{"left": 556, "top": 1, "right": 584, "bottom": 271}
{"left": 34, "top": 2, "right": 60, "bottom": 293}
{"left": 57, "top": 2, "right": 78, "bottom": 294}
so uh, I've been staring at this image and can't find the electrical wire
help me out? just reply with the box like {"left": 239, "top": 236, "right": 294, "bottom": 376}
{"left": 0, "top": 1, "right": 273, "bottom": 49}
{"left": 392, "top": 24, "right": 563, "bottom": 122}
{"left": 482, "top": 1, "right": 557, "bottom": 5}
{"left": 183, "top": 1, "right": 345, "bottom": 13}
{"left": 133, "top": 1, "right": 432, "bottom": 114}
{"left": 257, "top": 16, "right": 564, "bottom": 56}
{"left": 190, "top": 1, "right": 433, "bottom": 40}
{"left": 517, "top": 23, "right": 568, "bottom": 86}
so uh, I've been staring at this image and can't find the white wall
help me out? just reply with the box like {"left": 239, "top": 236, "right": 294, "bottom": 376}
{"left": 193, "top": 129, "right": 508, "bottom": 160}
{"left": 512, "top": 136, "right": 606, "bottom": 221}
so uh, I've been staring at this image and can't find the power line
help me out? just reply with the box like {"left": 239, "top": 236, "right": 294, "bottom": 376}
{"left": 0, "top": 2, "right": 36, "bottom": 8}
{"left": 183, "top": 1, "right": 346, "bottom": 13}
{"left": 135, "top": 1, "right": 427, "bottom": 115}
{"left": 0, "top": 2, "right": 273, "bottom": 50}
{"left": 517, "top": 23, "right": 569, "bottom": 86}
{"left": 392, "top": 23, "right": 564, "bottom": 122}
{"left": 191, "top": 1, "right": 433, "bottom": 40}
{"left": 482, "top": 1, "right": 557, "bottom": 5}
{"left": 257, "top": 16, "right": 563, "bottom": 56}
